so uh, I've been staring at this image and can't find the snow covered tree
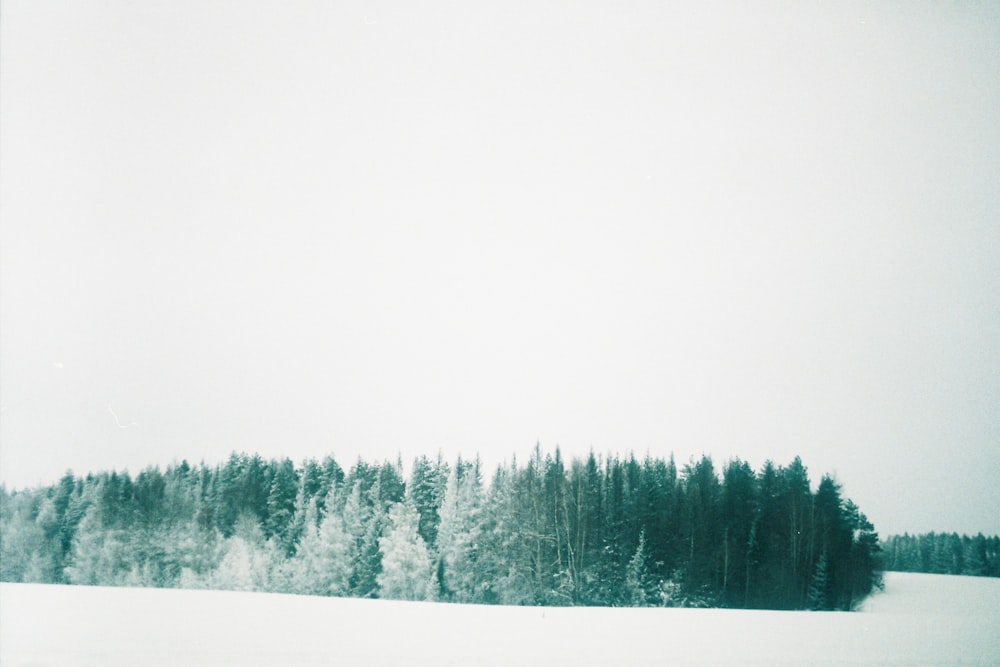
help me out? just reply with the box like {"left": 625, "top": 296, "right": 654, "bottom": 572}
{"left": 265, "top": 458, "right": 299, "bottom": 553}
{"left": 0, "top": 495, "right": 49, "bottom": 583}
{"left": 0, "top": 449, "right": 889, "bottom": 609}
{"left": 435, "top": 459, "right": 483, "bottom": 602}
{"left": 173, "top": 519, "right": 223, "bottom": 590}
{"left": 209, "top": 514, "right": 281, "bottom": 592}
{"left": 475, "top": 461, "right": 535, "bottom": 606}
{"left": 211, "top": 537, "right": 256, "bottom": 591}
{"left": 377, "top": 499, "right": 436, "bottom": 601}
{"left": 289, "top": 497, "right": 352, "bottom": 596}
{"left": 342, "top": 480, "right": 385, "bottom": 598}
{"left": 208, "top": 535, "right": 273, "bottom": 591}
{"left": 408, "top": 454, "right": 449, "bottom": 548}
{"left": 65, "top": 506, "right": 118, "bottom": 585}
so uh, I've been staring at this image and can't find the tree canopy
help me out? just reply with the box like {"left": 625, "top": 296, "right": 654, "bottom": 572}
{"left": 1, "top": 448, "right": 887, "bottom": 610}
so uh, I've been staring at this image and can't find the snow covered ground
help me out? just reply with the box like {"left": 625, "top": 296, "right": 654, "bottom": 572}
{"left": 2, "top": 572, "right": 998, "bottom": 666}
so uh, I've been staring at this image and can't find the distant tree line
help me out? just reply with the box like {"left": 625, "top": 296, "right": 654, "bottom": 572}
{"left": 0, "top": 448, "right": 883, "bottom": 610}
{"left": 881, "top": 533, "right": 1000, "bottom": 577}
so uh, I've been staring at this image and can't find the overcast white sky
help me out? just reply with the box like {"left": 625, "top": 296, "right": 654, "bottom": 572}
{"left": 2, "top": 1, "right": 998, "bottom": 536}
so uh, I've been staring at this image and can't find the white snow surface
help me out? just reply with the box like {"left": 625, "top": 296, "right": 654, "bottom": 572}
{"left": 2, "top": 573, "right": 998, "bottom": 666}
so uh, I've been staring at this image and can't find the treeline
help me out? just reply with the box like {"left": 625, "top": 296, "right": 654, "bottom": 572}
{"left": 0, "top": 448, "right": 882, "bottom": 610}
{"left": 881, "top": 533, "right": 1000, "bottom": 577}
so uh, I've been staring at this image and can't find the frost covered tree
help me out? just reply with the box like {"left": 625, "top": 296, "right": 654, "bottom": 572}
{"left": 0, "top": 494, "right": 50, "bottom": 583}
{"left": 342, "top": 480, "right": 384, "bottom": 598}
{"left": 435, "top": 459, "right": 483, "bottom": 602}
{"left": 475, "top": 461, "right": 535, "bottom": 605}
{"left": 290, "top": 497, "right": 352, "bottom": 596}
{"left": 211, "top": 537, "right": 256, "bottom": 591}
{"left": 265, "top": 458, "right": 299, "bottom": 553}
{"left": 209, "top": 515, "right": 281, "bottom": 592}
{"left": 0, "top": 448, "right": 887, "bottom": 609}
{"left": 209, "top": 537, "right": 280, "bottom": 593}
{"left": 377, "top": 499, "right": 436, "bottom": 601}
{"left": 408, "top": 454, "right": 449, "bottom": 548}
{"left": 174, "top": 512, "right": 225, "bottom": 590}
{"left": 65, "top": 506, "right": 121, "bottom": 586}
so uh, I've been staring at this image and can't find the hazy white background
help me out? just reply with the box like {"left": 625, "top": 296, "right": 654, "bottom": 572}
{"left": 2, "top": 1, "right": 998, "bottom": 536}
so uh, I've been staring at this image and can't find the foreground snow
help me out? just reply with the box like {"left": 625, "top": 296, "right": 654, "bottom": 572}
{"left": 2, "top": 573, "right": 998, "bottom": 666}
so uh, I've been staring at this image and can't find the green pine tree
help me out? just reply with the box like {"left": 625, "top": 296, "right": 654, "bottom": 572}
{"left": 807, "top": 551, "right": 829, "bottom": 610}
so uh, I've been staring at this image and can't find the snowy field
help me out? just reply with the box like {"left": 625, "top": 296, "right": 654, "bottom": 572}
{"left": 2, "top": 573, "right": 998, "bottom": 666}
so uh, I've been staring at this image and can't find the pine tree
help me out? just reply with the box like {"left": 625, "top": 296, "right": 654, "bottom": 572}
{"left": 377, "top": 500, "right": 436, "bottom": 601}
{"left": 282, "top": 480, "right": 311, "bottom": 559}
{"left": 210, "top": 514, "right": 280, "bottom": 592}
{"left": 806, "top": 551, "right": 829, "bottom": 610}
{"left": 265, "top": 458, "right": 299, "bottom": 553}
{"left": 290, "top": 498, "right": 352, "bottom": 596}
{"left": 781, "top": 457, "right": 813, "bottom": 608}
{"left": 435, "top": 459, "right": 483, "bottom": 602}
{"left": 475, "top": 462, "right": 533, "bottom": 605}
{"left": 845, "top": 502, "right": 883, "bottom": 608}
{"left": 408, "top": 454, "right": 449, "bottom": 548}
{"left": 342, "top": 479, "right": 384, "bottom": 598}
{"left": 680, "top": 456, "right": 721, "bottom": 600}
{"left": 64, "top": 506, "right": 110, "bottom": 585}
{"left": 624, "top": 529, "right": 653, "bottom": 606}
{"left": 721, "top": 458, "right": 757, "bottom": 607}
{"left": 0, "top": 448, "right": 893, "bottom": 609}
{"left": 568, "top": 452, "right": 605, "bottom": 604}
{"left": 0, "top": 497, "right": 48, "bottom": 583}
{"left": 211, "top": 537, "right": 256, "bottom": 591}
{"left": 173, "top": 518, "right": 223, "bottom": 590}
